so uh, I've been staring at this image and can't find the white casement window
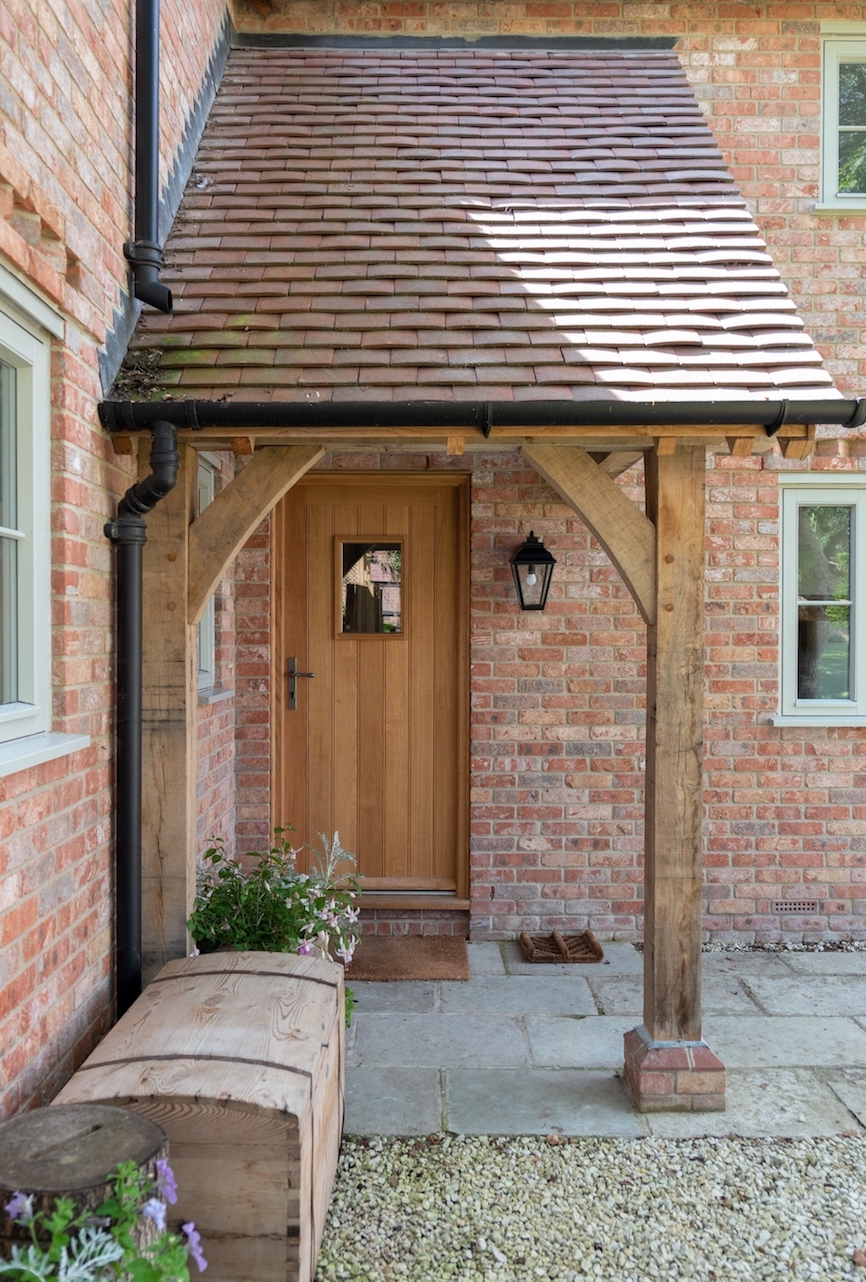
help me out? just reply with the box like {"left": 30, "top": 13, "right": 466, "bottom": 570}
{"left": 197, "top": 454, "right": 218, "bottom": 691}
{"left": 820, "top": 31, "right": 866, "bottom": 209}
{"left": 0, "top": 270, "right": 89, "bottom": 776}
{"left": 775, "top": 475, "right": 866, "bottom": 725}
{"left": 0, "top": 304, "right": 51, "bottom": 745}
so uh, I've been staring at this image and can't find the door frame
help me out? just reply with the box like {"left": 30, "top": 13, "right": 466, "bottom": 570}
{"left": 271, "top": 471, "right": 472, "bottom": 905}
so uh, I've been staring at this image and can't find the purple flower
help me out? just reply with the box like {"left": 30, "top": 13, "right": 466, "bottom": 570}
{"left": 183, "top": 1222, "right": 207, "bottom": 1272}
{"left": 142, "top": 1199, "right": 167, "bottom": 1232}
{"left": 5, "top": 1192, "right": 33, "bottom": 1223}
{"left": 297, "top": 941, "right": 311, "bottom": 955}
{"left": 155, "top": 1159, "right": 178, "bottom": 1205}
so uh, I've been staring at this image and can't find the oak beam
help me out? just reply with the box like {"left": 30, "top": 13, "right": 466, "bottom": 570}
{"left": 622, "top": 442, "right": 726, "bottom": 1111}
{"left": 188, "top": 445, "right": 324, "bottom": 625}
{"left": 587, "top": 450, "right": 644, "bottom": 477}
{"left": 643, "top": 443, "right": 706, "bottom": 1044}
{"left": 522, "top": 443, "right": 657, "bottom": 625}
{"left": 140, "top": 442, "right": 197, "bottom": 982}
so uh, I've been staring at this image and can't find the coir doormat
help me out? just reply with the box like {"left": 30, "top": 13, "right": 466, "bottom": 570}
{"left": 345, "top": 935, "right": 469, "bottom": 981}
{"left": 519, "top": 929, "right": 604, "bottom": 963}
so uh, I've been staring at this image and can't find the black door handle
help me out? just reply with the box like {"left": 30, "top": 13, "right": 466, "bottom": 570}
{"left": 287, "top": 656, "right": 315, "bottom": 710}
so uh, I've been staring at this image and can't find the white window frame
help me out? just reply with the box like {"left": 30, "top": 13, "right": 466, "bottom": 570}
{"left": 196, "top": 453, "right": 219, "bottom": 692}
{"left": 773, "top": 474, "right": 866, "bottom": 726}
{"left": 0, "top": 267, "right": 89, "bottom": 777}
{"left": 0, "top": 305, "right": 52, "bottom": 744}
{"left": 818, "top": 29, "right": 866, "bottom": 211}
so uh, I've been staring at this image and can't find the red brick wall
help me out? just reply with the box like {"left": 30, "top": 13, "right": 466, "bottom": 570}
{"left": 472, "top": 442, "right": 866, "bottom": 944}
{"left": 233, "top": 0, "right": 866, "bottom": 396}
{"left": 0, "top": 0, "right": 229, "bottom": 1117}
{"left": 238, "top": 441, "right": 866, "bottom": 945}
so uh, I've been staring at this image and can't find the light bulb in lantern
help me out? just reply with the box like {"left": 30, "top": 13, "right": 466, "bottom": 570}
{"left": 526, "top": 567, "right": 537, "bottom": 587}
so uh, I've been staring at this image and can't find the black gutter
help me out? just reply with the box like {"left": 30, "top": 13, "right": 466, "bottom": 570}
{"left": 104, "top": 422, "right": 180, "bottom": 1015}
{"left": 124, "top": 0, "right": 172, "bottom": 313}
{"left": 100, "top": 396, "right": 866, "bottom": 437}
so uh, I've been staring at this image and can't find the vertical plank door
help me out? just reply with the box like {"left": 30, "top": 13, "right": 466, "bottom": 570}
{"left": 273, "top": 475, "right": 469, "bottom": 896}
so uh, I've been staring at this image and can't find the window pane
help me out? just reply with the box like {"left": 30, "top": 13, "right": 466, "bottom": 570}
{"left": 839, "top": 61, "right": 866, "bottom": 126}
{"left": 797, "top": 505, "right": 852, "bottom": 700}
{"left": 798, "top": 604, "right": 850, "bottom": 700}
{"left": 341, "top": 542, "right": 402, "bottom": 634}
{"left": 838, "top": 130, "right": 866, "bottom": 193}
{"left": 0, "top": 360, "right": 15, "bottom": 530}
{"left": 0, "top": 362, "right": 16, "bottom": 702}
{"left": 798, "top": 505, "right": 850, "bottom": 600}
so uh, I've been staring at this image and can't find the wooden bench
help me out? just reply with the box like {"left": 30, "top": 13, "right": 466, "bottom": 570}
{"left": 54, "top": 952, "right": 345, "bottom": 1282}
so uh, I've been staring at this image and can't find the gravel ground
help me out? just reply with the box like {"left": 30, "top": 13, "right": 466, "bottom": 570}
{"left": 316, "top": 1134, "right": 866, "bottom": 1282}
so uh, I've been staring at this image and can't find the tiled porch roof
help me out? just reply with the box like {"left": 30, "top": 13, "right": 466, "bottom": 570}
{"left": 134, "top": 47, "right": 840, "bottom": 406}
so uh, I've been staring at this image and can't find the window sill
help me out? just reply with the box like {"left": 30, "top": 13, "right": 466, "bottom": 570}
{"left": 810, "top": 202, "right": 866, "bottom": 215}
{"left": 0, "top": 731, "right": 91, "bottom": 779}
{"left": 769, "top": 715, "right": 866, "bottom": 727}
{"left": 197, "top": 685, "right": 234, "bottom": 707}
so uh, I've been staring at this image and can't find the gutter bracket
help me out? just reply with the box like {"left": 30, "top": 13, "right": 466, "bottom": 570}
{"left": 481, "top": 402, "right": 492, "bottom": 439}
{"left": 846, "top": 397, "right": 866, "bottom": 431}
{"left": 764, "top": 400, "right": 790, "bottom": 438}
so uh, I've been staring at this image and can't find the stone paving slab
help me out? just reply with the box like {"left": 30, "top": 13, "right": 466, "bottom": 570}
{"left": 778, "top": 952, "right": 866, "bottom": 976}
{"left": 645, "top": 1069, "right": 861, "bottom": 1140}
{"left": 466, "top": 943, "right": 507, "bottom": 976}
{"left": 701, "top": 952, "right": 796, "bottom": 978}
{"left": 500, "top": 939, "right": 642, "bottom": 976}
{"left": 349, "top": 980, "right": 438, "bottom": 1013}
{"left": 703, "top": 1016, "right": 866, "bottom": 1069}
{"left": 823, "top": 1071, "right": 866, "bottom": 1129}
{"left": 445, "top": 1068, "right": 645, "bottom": 1138}
{"left": 742, "top": 976, "right": 866, "bottom": 1017}
{"left": 526, "top": 1015, "right": 635, "bottom": 1070}
{"left": 441, "top": 975, "right": 598, "bottom": 1016}
{"left": 344, "top": 1066, "right": 442, "bottom": 1136}
{"left": 585, "top": 974, "right": 762, "bottom": 1017}
{"left": 348, "top": 1011, "right": 531, "bottom": 1068}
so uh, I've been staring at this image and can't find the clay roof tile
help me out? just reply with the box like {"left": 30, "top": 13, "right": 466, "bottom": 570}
{"left": 138, "top": 47, "right": 839, "bottom": 407}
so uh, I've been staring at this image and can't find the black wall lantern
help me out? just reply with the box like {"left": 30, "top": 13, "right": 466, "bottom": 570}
{"left": 510, "top": 531, "right": 556, "bottom": 611}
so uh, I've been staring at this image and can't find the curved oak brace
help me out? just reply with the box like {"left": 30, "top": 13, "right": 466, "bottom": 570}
{"left": 522, "top": 443, "right": 657, "bottom": 626}
{"left": 187, "top": 444, "right": 324, "bottom": 624}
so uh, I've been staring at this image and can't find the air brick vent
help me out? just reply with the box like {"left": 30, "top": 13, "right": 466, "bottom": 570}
{"left": 772, "top": 901, "right": 821, "bottom": 914}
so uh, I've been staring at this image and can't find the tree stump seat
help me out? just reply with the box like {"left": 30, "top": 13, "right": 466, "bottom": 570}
{"left": 0, "top": 1104, "right": 167, "bottom": 1258}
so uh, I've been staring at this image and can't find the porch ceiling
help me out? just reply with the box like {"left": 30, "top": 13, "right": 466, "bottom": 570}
{"left": 132, "top": 46, "right": 841, "bottom": 409}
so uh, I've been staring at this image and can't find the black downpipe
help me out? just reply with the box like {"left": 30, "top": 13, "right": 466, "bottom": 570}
{"left": 124, "top": 0, "right": 172, "bottom": 313}
{"left": 104, "top": 421, "right": 180, "bottom": 1015}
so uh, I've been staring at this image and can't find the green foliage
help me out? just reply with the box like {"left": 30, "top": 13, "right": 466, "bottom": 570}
{"left": 1, "top": 1161, "right": 201, "bottom": 1282}
{"left": 186, "top": 827, "right": 361, "bottom": 966}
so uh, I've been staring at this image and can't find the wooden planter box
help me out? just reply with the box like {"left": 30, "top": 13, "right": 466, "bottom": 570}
{"left": 54, "top": 952, "right": 345, "bottom": 1282}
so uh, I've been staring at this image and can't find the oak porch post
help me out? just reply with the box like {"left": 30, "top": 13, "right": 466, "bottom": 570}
{"left": 140, "top": 441, "right": 197, "bottom": 982}
{"left": 623, "top": 442, "right": 726, "bottom": 1111}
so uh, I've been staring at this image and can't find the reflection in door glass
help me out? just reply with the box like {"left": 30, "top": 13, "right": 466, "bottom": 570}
{"left": 341, "top": 542, "right": 402, "bottom": 634}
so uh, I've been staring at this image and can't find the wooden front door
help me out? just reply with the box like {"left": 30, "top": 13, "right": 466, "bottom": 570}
{"left": 273, "top": 474, "right": 469, "bottom": 899}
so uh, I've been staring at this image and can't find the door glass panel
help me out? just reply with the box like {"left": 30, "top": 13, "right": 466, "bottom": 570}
{"left": 797, "top": 504, "right": 852, "bottom": 699}
{"left": 340, "top": 541, "right": 402, "bottom": 634}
